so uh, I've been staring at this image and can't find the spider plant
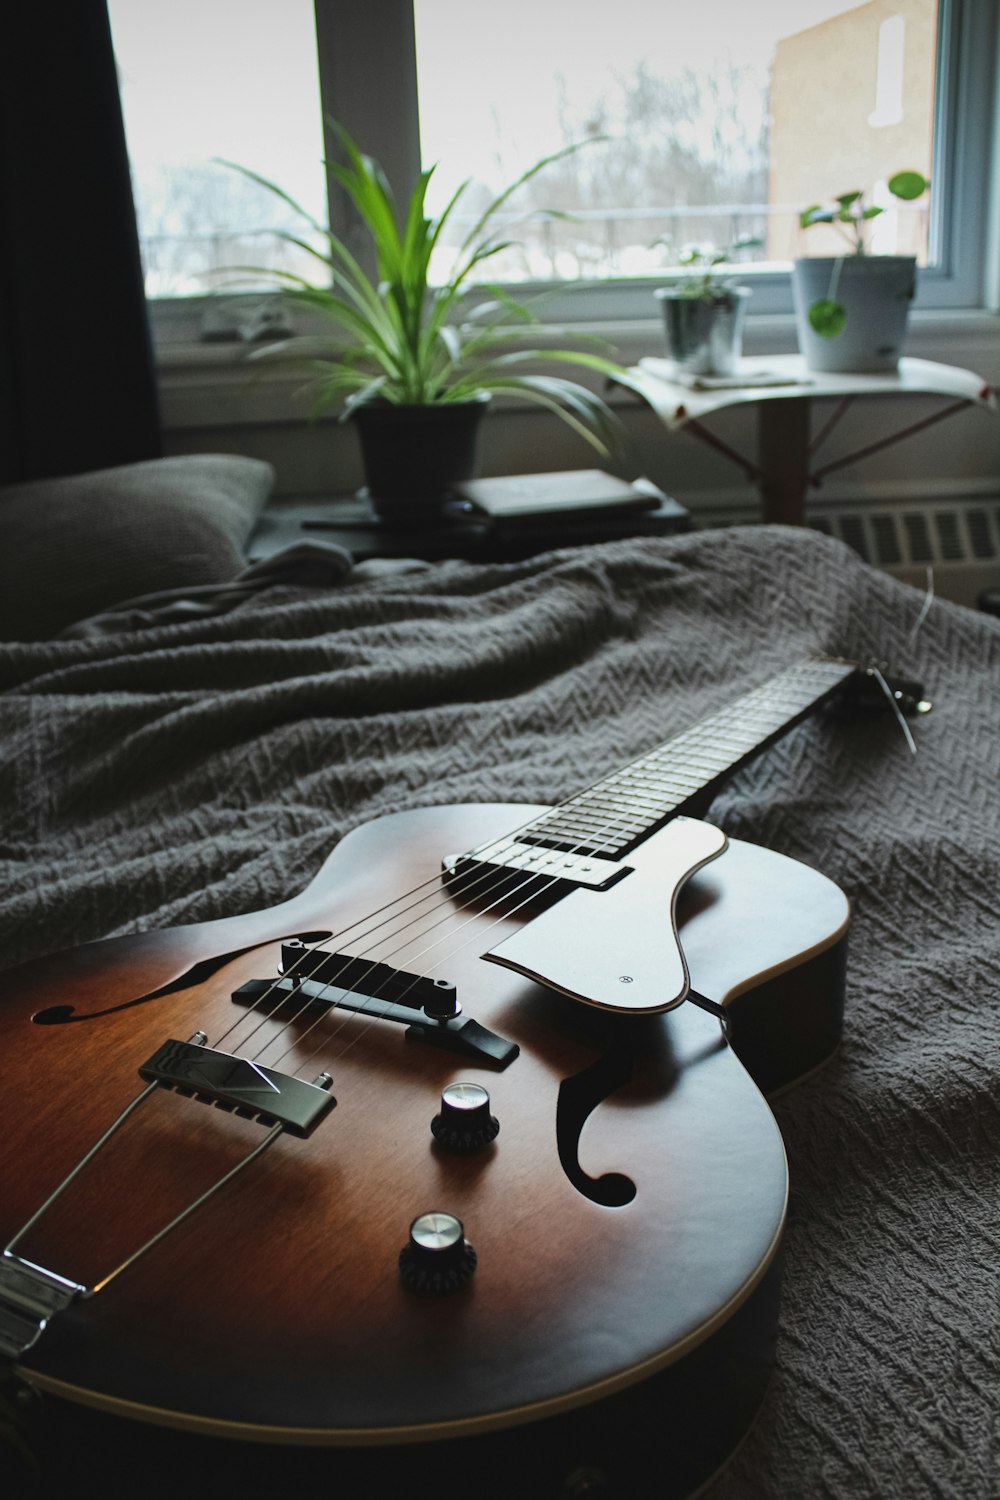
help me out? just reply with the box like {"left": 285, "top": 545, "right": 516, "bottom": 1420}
{"left": 222, "top": 123, "right": 631, "bottom": 455}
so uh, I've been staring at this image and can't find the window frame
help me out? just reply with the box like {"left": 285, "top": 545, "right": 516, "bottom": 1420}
{"left": 146, "top": 0, "right": 998, "bottom": 352}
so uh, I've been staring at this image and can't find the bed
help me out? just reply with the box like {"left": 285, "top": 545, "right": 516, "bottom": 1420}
{"left": 0, "top": 513, "right": 996, "bottom": 1498}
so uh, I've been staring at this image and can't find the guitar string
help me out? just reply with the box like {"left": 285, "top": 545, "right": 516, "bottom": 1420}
{"left": 207, "top": 669, "right": 820, "bottom": 1051}
{"left": 907, "top": 566, "right": 935, "bottom": 649}
{"left": 231, "top": 665, "right": 833, "bottom": 1068}
{"left": 251, "top": 662, "right": 855, "bottom": 1077}
{"left": 207, "top": 805, "right": 586, "bottom": 1052}
{"left": 207, "top": 677, "right": 772, "bottom": 1054}
{"left": 216, "top": 662, "right": 851, "bottom": 1073}
{"left": 211, "top": 806, "right": 605, "bottom": 1053}
{"left": 246, "top": 663, "right": 851, "bottom": 1078}
{"left": 282, "top": 670, "right": 851, "bottom": 1072}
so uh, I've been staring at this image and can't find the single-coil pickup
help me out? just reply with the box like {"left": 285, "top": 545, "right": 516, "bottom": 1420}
{"left": 449, "top": 841, "right": 630, "bottom": 891}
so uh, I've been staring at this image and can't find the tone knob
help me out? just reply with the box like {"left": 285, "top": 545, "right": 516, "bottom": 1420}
{"left": 398, "top": 1211, "right": 477, "bottom": 1295}
{"left": 431, "top": 1081, "right": 500, "bottom": 1153}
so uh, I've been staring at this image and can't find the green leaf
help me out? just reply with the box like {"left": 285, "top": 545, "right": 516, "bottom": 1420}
{"left": 214, "top": 158, "right": 326, "bottom": 236}
{"left": 860, "top": 205, "right": 884, "bottom": 221}
{"left": 836, "top": 191, "right": 862, "bottom": 208}
{"left": 808, "top": 299, "right": 847, "bottom": 338}
{"left": 800, "top": 206, "right": 832, "bottom": 228}
{"left": 888, "top": 170, "right": 929, "bottom": 201}
{"left": 341, "top": 374, "right": 391, "bottom": 416}
{"left": 451, "top": 374, "right": 621, "bottom": 455}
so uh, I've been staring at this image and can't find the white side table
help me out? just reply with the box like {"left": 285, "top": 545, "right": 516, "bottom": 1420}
{"left": 625, "top": 355, "right": 998, "bottom": 526}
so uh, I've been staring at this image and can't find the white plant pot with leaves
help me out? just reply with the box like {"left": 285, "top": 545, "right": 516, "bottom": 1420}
{"left": 792, "top": 255, "right": 916, "bottom": 373}
{"left": 792, "top": 170, "right": 928, "bottom": 375}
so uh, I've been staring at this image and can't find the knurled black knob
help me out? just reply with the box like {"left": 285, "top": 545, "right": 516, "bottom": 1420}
{"left": 431, "top": 1081, "right": 500, "bottom": 1153}
{"left": 398, "top": 1211, "right": 477, "bottom": 1295}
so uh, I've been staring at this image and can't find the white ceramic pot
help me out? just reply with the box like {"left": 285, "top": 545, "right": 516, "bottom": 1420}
{"left": 792, "top": 256, "right": 917, "bottom": 373}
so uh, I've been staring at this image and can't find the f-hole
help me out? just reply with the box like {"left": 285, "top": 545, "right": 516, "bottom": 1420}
{"left": 31, "top": 931, "right": 334, "bottom": 1025}
{"left": 556, "top": 1049, "right": 637, "bottom": 1206}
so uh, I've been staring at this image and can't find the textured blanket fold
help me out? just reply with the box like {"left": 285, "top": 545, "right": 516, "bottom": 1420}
{"left": 1, "top": 525, "right": 996, "bottom": 1498}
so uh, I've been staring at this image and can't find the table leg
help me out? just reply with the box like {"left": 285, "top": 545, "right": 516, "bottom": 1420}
{"left": 757, "top": 397, "right": 811, "bottom": 525}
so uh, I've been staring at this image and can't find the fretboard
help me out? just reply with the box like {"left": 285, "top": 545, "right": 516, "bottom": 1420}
{"left": 523, "top": 657, "right": 856, "bottom": 859}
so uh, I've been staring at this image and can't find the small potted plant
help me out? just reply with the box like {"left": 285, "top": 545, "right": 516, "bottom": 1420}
{"left": 653, "top": 236, "right": 762, "bottom": 377}
{"left": 793, "top": 170, "right": 929, "bottom": 373}
{"left": 224, "top": 125, "right": 634, "bottom": 523}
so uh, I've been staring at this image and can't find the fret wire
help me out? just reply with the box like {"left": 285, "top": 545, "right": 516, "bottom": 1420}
{"left": 534, "top": 811, "right": 646, "bottom": 838}
{"left": 582, "top": 774, "right": 685, "bottom": 798}
{"left": 670, "top": 728, "right": 763, "bottom": 753}
{"left": 635, "top": 764, "right": 719, "bottom": 786}
{"left": 523, "top": 658, "right": 856, "bottom": 850}
{"left": 571, "top": 794, "right": 672, "bottom": 819}
{"left": 546, "top": 811, "right": 650, "bottom": 834}
{"left": 613, "top": 765, "right": 691, "bottom": 784}
{"left": 611, "top": 786, "right": 710, "bottom": 810}
{"left": 670, "top": 710, "right": 774, "bottom": 740}
{"left": 659, "top": 744, "right": 742, "bottom": 769}
{"left": 605, "top": 778, "right": 702, "bottom": 803}
{"left": 601, "top": 793, "right": 677, "bottom": 816}
{"left": 616, "top": 760, "right": 711, "bottom": 784}
{"left": 561, "top": 817, "right": 648, "bottom": 840}
{"left": 575, "top": 775, "right": 694, "bottom": 800}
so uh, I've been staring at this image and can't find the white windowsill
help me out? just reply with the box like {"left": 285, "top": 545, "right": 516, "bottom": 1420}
{"left": 155, "top": 307, "right": 1000, "bottom": 432}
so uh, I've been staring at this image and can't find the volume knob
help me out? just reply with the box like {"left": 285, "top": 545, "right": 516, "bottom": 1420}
{"left": 431, "top": 1081, "right": 500, "bottom": 1153}
{"left": 398, "top": 1211, "right": 477, "bottom": 1295}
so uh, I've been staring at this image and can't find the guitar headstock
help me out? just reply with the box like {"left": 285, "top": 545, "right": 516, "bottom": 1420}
{"left": 831, "top": 662, "right": 933, "bottom": 720}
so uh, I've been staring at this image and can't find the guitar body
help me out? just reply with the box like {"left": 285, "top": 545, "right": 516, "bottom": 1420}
{"left": 0, "top": 802, "right": 850, "bottom": 1498}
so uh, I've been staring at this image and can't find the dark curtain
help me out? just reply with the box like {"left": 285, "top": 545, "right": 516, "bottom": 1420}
{"left": 0, "top": 1, "right": 163, "bottom": 485}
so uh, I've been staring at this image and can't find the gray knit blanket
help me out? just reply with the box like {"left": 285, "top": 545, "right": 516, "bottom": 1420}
{"left": 1, "top": 525, "right": 996, "bottom": 1498}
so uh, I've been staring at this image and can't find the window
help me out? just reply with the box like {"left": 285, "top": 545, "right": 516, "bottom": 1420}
{"left": 108, "top": 0, "right": 326, "bottom": 299}
{"left": 110, "top": 0, "right": 996, "bottom": 337}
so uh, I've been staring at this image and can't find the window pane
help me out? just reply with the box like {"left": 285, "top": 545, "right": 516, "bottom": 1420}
{"left": 413, "top": 0, "right": 937, "bottom": 285}
{"left": 108, "top": 0, "right": 327, "bottom": 297}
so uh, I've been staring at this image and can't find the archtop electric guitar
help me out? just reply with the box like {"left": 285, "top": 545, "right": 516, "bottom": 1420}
{"left": 0, "top": 657, "right": 927, "bottom": 1497}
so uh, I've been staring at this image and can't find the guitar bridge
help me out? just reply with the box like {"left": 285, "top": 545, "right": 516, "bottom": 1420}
{"left": 230, "top": 978, "right": 520, "bottom": 1069}
{"left": 139, "top": 1038, "right": 336, "bottom": 1138}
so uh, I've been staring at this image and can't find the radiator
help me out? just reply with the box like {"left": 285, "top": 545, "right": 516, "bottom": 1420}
{"left": 694, "top": 496, "right": 1000, "bottom": 609}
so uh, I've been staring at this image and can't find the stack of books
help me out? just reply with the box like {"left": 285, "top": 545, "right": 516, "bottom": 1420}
{"left": 444, "top": 470, "right": 689, "bottom": 548}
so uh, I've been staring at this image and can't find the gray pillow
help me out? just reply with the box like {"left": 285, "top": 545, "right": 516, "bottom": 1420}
{"left": 0, "top": 454, "right": 275, "bottom": 640}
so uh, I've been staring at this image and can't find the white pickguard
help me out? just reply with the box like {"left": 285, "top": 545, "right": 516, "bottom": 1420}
{"left": 483, "top": 816, "right": 728, "bottom": 1014}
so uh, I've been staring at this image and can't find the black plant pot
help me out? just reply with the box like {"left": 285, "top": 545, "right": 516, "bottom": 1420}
{"left": 351, "top": 396, "right": 489, "bottom": 525}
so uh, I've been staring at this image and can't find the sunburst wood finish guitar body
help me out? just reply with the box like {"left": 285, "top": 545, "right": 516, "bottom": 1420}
{"left": 0, "top": 659, "right": 922, "bottom": 1497}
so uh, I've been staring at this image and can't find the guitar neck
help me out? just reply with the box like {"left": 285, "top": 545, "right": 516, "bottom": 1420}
{"left": 524, "top": 657, "right": 857, "bottom": 858}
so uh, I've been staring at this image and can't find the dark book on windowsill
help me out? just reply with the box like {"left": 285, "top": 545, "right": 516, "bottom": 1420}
{"left": 446, "top": 470, "right": 668, "bottom": 525}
